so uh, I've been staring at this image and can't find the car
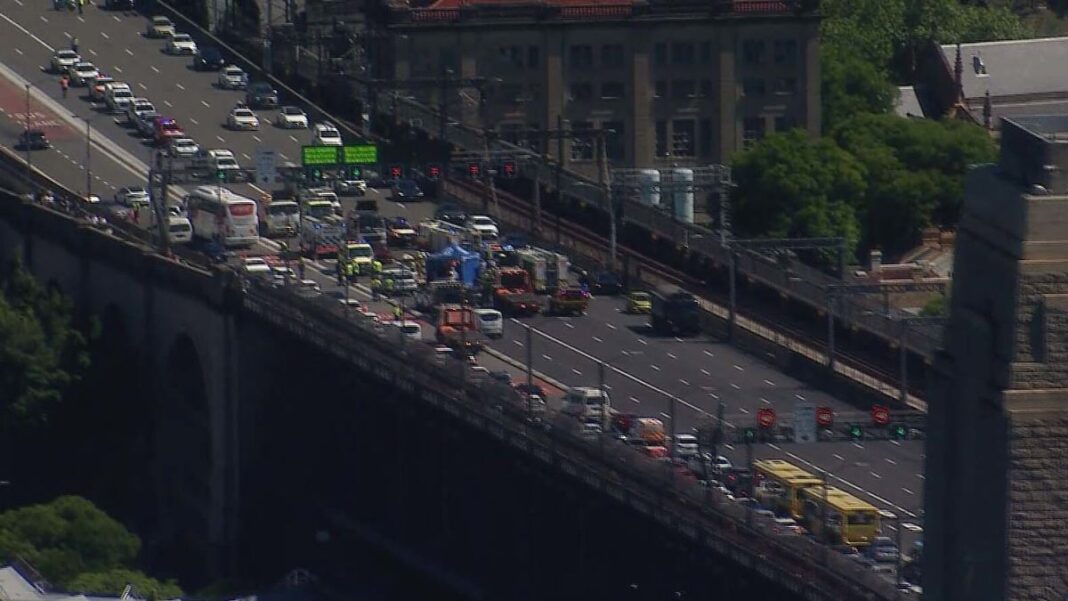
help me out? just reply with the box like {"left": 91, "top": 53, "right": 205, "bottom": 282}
{"left": 115, "top": 186, "right": 150, "bottom": 206}
{"left": 50, "top": 49, "right": 81, "bottom": 73}
{"left": 771, "top": 517, "right": 805, "bottom": 536}
{"left": 165, "top": 33, "right": 198, "bottom": 55}
{"left": 88, "top": 74, "right": 115, "bottom": 101}
{"left": 16, "top": 130, "right": 50, "bottom": 150}
{"left": 153, "top": 117, "right": 184, "bottom": 145}
{"left": 243, "top": 257, "right": 271, "bottom": 275}
{"left": 488, "top": 370, "right": 512, "bottom": 385}
{"left": 867, "top": 536, "right": 901, "bottom": 563}
{"left": 390, "top": 178, "right": 424, "bottom": 201}
{"left": 333, "top": 178, "right": 367, "bottom": 196}
{"left": 275, "top": 106, "right": 308, "bottom": 129}
{"left": 246, "top": 81, "right": 279, "bottom": 109}
{"left": 168, "top": 137, "right": 199, "bottom": 158}
{"left": 126, "top": 99, "right": 155, "bottom": 124}
{"left": 103, "top": 0, "right": 135, "bottom": 9}
{"left": 711, "top": 455, "right": 732, "bottom": 474}
{"left": 311, "top": 122, "right": 342, "bottom": 146}
{"left": 192, "top": 46, "right": 225, "bottom": 71}
{"left": 674, "top": 434, "right": 699, "bottom": 458}
{"left": 465, "top": 215, "right": 499, "bottom": 239}
{"left": 588, "top": 270, "right": 622, "bottom": 295}
{"left": 135, "top": 111, "right": 160, "bottom": 137}
{"left": 104, "top": 83, "right": 135, "bottom": 112}
{"left": 435, "top": 203, "right": 466, "bottom": 225}
{"left": 227, "top": 108, "right": 260, "bottom": 130}
{"left": 67, "top": 62, "right": 99, "bottom": 86}
{"left": 217, "top": 65, "right": 248, "bottom": 90}
{"left": 146, "top": 16, "right": 176, "bottom": 38}
{"left": 84, "top": 194, "right": 102, "bottom": 204}
{"left": 626, "top": 291, "right": 652, "bottom": 314}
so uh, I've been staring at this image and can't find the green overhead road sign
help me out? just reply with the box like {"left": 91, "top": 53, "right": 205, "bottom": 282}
{"left": 301, "top": 146, "right": 340, "bottom": 166}
{"left": 342, "top": 144, "right": 378, "bottom": 165}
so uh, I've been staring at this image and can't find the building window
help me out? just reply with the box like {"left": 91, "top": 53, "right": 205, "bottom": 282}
{"left": 602, "top": 44, "right": 624, "bottom": 68}
{"left": 655, "top": 121, "right": 668, "bottom": 157}
{"left": 654, "top": 43, "right": 667, "bottom": 66}
{"left": 671, "top": 42, "right": 695, "bottom": 66}
{"left": 742, "top": 39, "right": 766, "bottom": 65}
{"left": 773, "top": 77, "right": 797, "bottom": 95}
{"left": 498, "top": 46, "right": 522, "bottom": 68}
{"left": 743, "top": 116, "right": 765, "bottom": 147}
{"left": 569, "top": 82, "right": 593, "bottom": 102}
{"left": 672, "top": 80, "right": 697, "bottom": 99}
{"left": 700, "top": 79, "right": 713, "bottom": 98}
{"left": 528, "top": 46, "right": 541, "bottom": 69}
{"left": 654, "top": 80, "right": 667, "bottom": 99}
{"left": 601, "top": 81, "right": 625, "bottom": 99}
{"left": 700, "top": 41, "right": 712, "bottom": 65}
{"left": 571, "top": 120, "right": 594, "bottom": 160}
{"left": 774, "top": 116, "right": 796, "bottom": 132}
{"left": 603, "top": 120, "right": 624, "bottom": 161}
{"left": 742, "top": 78, "right": 766, "bottom": 97}
{"left": 570, "top": 45, "right": 593, "bottom": 68}
{"left": 773, "top": 39, "right": 798, "bottom": 66}
{"left": 699, "top": 119, "right": 712, "bottom": 156}
{"left": 672, "top": 119, "right": 696, "bottom": 157}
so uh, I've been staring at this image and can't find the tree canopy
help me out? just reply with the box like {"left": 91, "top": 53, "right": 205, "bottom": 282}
{"left": 0, "top": 496, "right": 181, "bottom": 598}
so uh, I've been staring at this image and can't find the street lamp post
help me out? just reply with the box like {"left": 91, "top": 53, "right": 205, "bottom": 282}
{"left": 24, "top": 84, "right": 31, "bottom": 172}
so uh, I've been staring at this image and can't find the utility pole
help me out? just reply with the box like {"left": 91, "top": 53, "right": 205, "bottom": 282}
{"left": 597, "top": 133, "right": 615, "bottom": 270}
{"left": 23, "top": 84, "right": 31, "bottom": 173}
{"left": 84, "top": 118, "right": 92, "bottom": 198}
{"left": 354, "top": 74, "right": 491, "bottom": 141}
{"left": 264, "top": 0, "right": 273, "bottom": 74}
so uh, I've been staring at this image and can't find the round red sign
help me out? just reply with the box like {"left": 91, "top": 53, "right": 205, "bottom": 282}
{"left": 871, "top": 404, "right": 890, "bottom": 426}
{"left": 816, "top": 406, "right": 834, "bottom": 427}
{"left": 757, "top": 408, "right": 776, "bottom": 428}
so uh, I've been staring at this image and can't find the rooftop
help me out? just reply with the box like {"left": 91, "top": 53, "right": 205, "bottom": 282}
{"left": 389, "top": 0, "right": 806, "bottom": 23}
{"left": 1008, "top": 114, "right": 1068, "bottom": 140}
{"left": 940, "top": 36, "right": 1068, "bottom": 101}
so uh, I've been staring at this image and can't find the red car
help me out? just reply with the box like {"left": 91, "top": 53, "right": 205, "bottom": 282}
{"left": 153, "top": 117, "right": 184, "bottom": 146}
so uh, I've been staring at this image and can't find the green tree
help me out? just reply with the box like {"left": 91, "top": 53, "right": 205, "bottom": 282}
{"left": 920, "top": 294, "right": 948, "bottom": 316}
{"left": 68, "top": 569, "right": 182, "bottom": 600}
{"left": 821, "top": 47, "right": 899, "bottom": 133}
{"left": 732, "top": 129, "right": 867, "bottom": 253}
{"left": 0, "top": 259, "right": 88, "bottom": 425}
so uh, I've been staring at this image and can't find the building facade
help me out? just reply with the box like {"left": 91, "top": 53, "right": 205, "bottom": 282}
{"left": 381, "top": 0, "right": 820, "bottom": 176}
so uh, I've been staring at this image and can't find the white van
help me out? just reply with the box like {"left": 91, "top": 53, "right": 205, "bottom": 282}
{"left": 391, "top": 320, "right": 422, "bottom": 342}
{"left": 562, "top": 386, "right": 609, "bottom": 420}
{"left": 473, "top": 308, "right": 503, "bottom": 339}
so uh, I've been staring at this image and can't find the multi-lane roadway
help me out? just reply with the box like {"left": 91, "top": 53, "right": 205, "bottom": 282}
{"left": 0, "top": 0, "right": 925, "bottom": 551}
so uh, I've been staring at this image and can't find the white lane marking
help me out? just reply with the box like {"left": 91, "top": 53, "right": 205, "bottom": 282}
{"left": 795, "top": 394, "right": 806, "bottom": 400}
{"left": 679, "top": 378, "right": 689, "bottom": 386}
{"left": 279, "top": 152, "right": 289, "bottom": 160}
{"left": 113, "top": 66, "right": 123, "bottom": 73}
{"left": 101, "top": 32, "right": 110, "bottom": 39}
{"left": 89, "top": 49, "right": 97, "bottom": 56}
{"left": 13, "top": 0, "right": 22, "bottom": 6}
{"left": 891, "top": 440, "right": 901, "bottom": 447}
{"left": 216, "top": 135, "right": 225, "bottom": 142}
{"left": 241, "top": 153, "right": 251, "bottom": 161}
{"left": 565, "top": 322, "right": 574, "bottom": 329}
{"left": 571, "top": 368, "right": 582, "bottom": 376}
{"left": 252, "top": 134, "right": 262, "bottom": 142}
{"left": 137, "top": 83, "right": 147, "bottom": 90}
{"left": 289, "top": 135, "right": 298, "bottom": 143}
{"left": 637, "top": 339, "right": 647, "bottom": 345}
{"left": 650, "top": 364, "right": 660, "bottom": 371}
{"left": 700, "top": 368, "right": 710, "bottom": 376}
{"left": 734, "top": 364, "right": 744, "bottom": 371}
{"left": 834, "top": 454, "right": 845, "bottom": 461}
{"left": 768, "top": 443, "right": 781, "bottom": 451}
{"left": 40, "top": 15, "right": 49, "bottom": 23}
{"left": 723, "top": 444, "right": 735, "bottom": 451}
{"left": 760, "top": 397, "right": 770, "bottom": 404}
{"left": 884, "top": 524, "right": 897, "bottom": 532}
{"left": 667, "top": 352, "right": 677, "bottom": 359}
{"left": 870, "top": 472, "right": 882, "bottom": 479}
{"left": 764, "top": 379, "right": 775, "bottom": 386}
{"left": 512, "top": 340, "right": 523, "bottom": 347}
{"left": 916, "top": 474, "right": 925, "bottom": 480}
{"left": 125, "top": 48, "right": 134, "bottom": 56}
{"left": 151, "top": 66, "right": 159, "bottom": 73}
{"left": 783, "top": 452, "right": 918, "bottom": 519}
{"left": 77, "top": 15, "right": 85, "bottom": 23}
{"left": 163, "top": 100, "right": 172, "bottom": 107}
{"left": 64, "top": 31, "right": 72, "bottom": 39}
{"left": 176, "top": 83, "right": 185, "bottom": 90}
{"left": 852, "top": 442, "right": 864, "bottom": 450}
{"left": 902, "top": 488, "right": 914, "bottom": 495}
{"left": 708, "top": 392, "right": 719, "bottom": 399}
{"left": 1, "top": 12, "right": 56, "bottom": 51}
{"left": 660, "top": 412, "right": 670, "bottom": 420}
{"left": 541, "top": 354, "right": 552, "bottom": 361}
{"left": 703, "top": 350, "right": 714, "bottom": 358}
{"left": 14, "top": 48, "right": 22, "bottom": 55}
{"left": 592, "top": 336, "right": 602, "bottom": 343}
{"left": 885, "top": 458, "right": 897, "bottom": 465}
{"left": 738, "top": 407, "right": 749, "bottom": 414}
{"left": 605, "top": 322, "right": 616, "bottom": 330}
{"left": 113, "top": 15, "right": 121, "bottom": 22}
{"left": 603, "top": 384, "right": 612, "bottom": 391}
{"left": 189, "top": 117, "right": 198, "bottom": 125}
{"left": 730, "top": 383, "right": 740, "bottom": 389}
{"left": 201, "top": 100, "right": 210, "bottom": 107}
{"left": 629, "top": 396, "right": 640, "bottom": 404}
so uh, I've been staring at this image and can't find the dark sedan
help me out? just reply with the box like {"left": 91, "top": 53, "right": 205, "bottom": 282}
{"left": 435, "top": 203, "right": 467, "bottom": 225}
{"left": 16, "top": 130, "right": 50, "bottom": 150}
{"left": 193, "top": 46, "right": 226, "bottom": 71}
{"left": 246, "top": 81, "right": 279, "bottom": 109}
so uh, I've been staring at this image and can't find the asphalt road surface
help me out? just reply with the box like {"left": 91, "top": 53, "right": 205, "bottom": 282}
{"left": 0, "top": 0, "right": 924, "bottom": 554}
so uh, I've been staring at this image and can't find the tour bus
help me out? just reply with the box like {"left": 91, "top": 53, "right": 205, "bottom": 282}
{"left": 186, "top": 186, "right": 259, "bottom": 247}
{"left": 752, "top": 459, "right": 825, "bottom": 519}
{"left": 798, "top": 485, "right": 881, "bottom": 547}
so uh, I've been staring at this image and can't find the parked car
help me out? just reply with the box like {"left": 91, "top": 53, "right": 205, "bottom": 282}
{"left": 125, "top": 98, "right": 155, "bottom": 124}
{"left": 146, "top": 16, "right": 176, "bottom": 38}
{"left": 193, "top": 46, "right": 225, "bottom": 71}
{"left": 50, "top": 49, "right": 80, "bottom": 73}
{"left": 88, "top": 74, "right": 115, "bottom": 101}
{"left": 67, "top": 62, "right": 99, "bottom": 86}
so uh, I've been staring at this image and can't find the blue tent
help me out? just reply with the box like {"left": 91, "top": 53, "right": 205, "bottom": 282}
{"left": 426, "top": 244, "right": 481, "bottom": 286}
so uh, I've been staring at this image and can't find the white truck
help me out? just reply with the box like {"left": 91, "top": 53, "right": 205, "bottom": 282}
{"left": 561, "top": 387, "right": 610, "bottom": 421}
{"left": 135, "top": 207, "right": 193, "bottom": 244}
{"left": 518, "top": 248, "right": 570, "bottom": 293}
{"left": 301, "top": 200, "right": 346, "bottom": 257}
{"left": 262, "top": 199, "right": 300, "bottom": 237}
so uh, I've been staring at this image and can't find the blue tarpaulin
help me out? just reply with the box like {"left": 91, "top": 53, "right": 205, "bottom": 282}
{"left": 426, "top": 245, "right": 481, "bottom": 286}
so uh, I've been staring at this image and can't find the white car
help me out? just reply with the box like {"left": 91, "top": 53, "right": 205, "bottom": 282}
{"left": 135, "top": 111, "right": 160, "bottom": 137}
{"left": 674, "top": 434, "right": 699, "bottom": 459}
{"left": 217, "top": 65, "right": 248, "bottom": 90}
{"left": 168, "top": 137, "right": 199, "bottom": 158}
{"left": 68, "top": 62, "right": 99, "bottom": 86}
{"left": 50, "top": 49, "right": 81, "bottom": 74}
{"left": 227, "top": 108, "right": 260, "bottom": 130}
{"left": 146, "top": 16, "right": 176, "bottom": 38}
{"left": 115, "top": 186, "right": 150, "bottom": 206}
{"left": 243, "top": 257, "right": 271, "bottom": 275}
{"left": 311, "top": 122, "right": 342, "bottom": 146}
{"left": 275, "top": 106, "right": 308, "bottom": 129}
{"left": 165, "top": 33, "right": 198, "bottom": 55}
{"left": 126, "top": 98, "right": 155, "bottom": 124}
{"left": 465, "top": 215, "right": 499, "bottom": 239}
{"left": 104, "top": 84, "right": 135, "bottom": 112}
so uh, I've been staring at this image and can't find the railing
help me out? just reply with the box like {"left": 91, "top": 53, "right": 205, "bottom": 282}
{"left": 242, "top": 278, "right": 907, "bottom": 601}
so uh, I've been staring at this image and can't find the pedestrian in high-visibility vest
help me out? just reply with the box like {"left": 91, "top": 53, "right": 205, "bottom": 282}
{"left": 370, "top": 277, "right": 381, "bottom": 301}
{"left": 392, "top": 305, "right": 402, "bottom": 322}
{"left": 345, "top": 261, "right": 355, "bottom": 280}
{"left": 76, "top": 0, "right": 83, "bottom": 15}
{"left": 382, "top": 277, "right": 394, "bottom": 296}
{"left": 372, "top": 259, "right": 383, "bottom": 274}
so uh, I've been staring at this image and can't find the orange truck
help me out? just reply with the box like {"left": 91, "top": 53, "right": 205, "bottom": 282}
{"left": 435, "top": 304, "right": 486, "bottom": 356}
{"left": 492, "top": 267, "right": 542, "bottom": 316}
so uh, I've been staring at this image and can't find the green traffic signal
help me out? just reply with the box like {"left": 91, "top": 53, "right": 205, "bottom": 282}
{"left": 890, "top": 424, "right": 907, "bottom": 440}
{"left": 848, "top": 425, "right": 864, "bottom": 440}
{"left": 743, "top": 427, "right": 757, "bottom": 444}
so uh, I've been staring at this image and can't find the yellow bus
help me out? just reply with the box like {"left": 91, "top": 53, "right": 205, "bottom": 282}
{"left": 798, "top": 485, "right": 881, "bottom": 547}
{"left": 752, "top": 459, "right": 824, "bottom": 519}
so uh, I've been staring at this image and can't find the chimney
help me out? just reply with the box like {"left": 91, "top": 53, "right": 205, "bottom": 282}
{"left": 869, "top": 249, "right": 883, "bottom": 276}
{"left": 954, "top": 43, "right": 963, "bottom": 102}
{"left": 983, "top": 89, "right": 993, "bottom": 130}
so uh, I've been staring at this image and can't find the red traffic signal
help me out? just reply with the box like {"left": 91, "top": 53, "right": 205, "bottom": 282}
{"left": 389, "top": 164, "right": 403, "bottom": 179}
{"left": 501, "top": 160, "right": 517, "bottom": 178}
{"left": 426, "top": 163, "right": 442, "bottom": 179}
{"left": 467, "top": 162, "right": 481, "bottom": 179}
{"left": 757, "top": 408, "right": 776, "bottom": 429}
{"left": 816, "top": 406, "right": 834, "bottom": 427}
{"left": 870, "top": 404, "right": 890, "bottom": 426}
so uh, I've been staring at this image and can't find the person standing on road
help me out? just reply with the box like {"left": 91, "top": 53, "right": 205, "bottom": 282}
{"left": 71, "top": 37, "right": 79, "bottom": 53}
{"left": 76, "top": 0, "right": 83, "bottom": 15}
{"left": 370, "top": 276, "right": 382, "bottom": 301}
{"left": 60, "top": 74, "right": 69, "bottom": 97}
{"left": 392, "top": 305, "right": 402, "bottom": 322}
